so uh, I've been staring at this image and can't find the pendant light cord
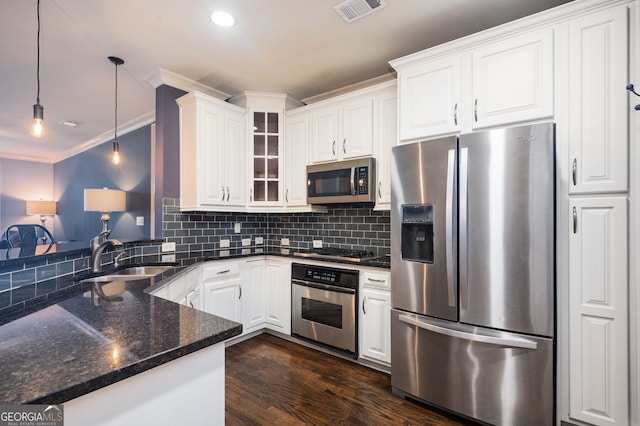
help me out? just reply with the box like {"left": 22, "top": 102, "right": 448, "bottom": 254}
{"left": 114, "top": 60, "right": 118, "bottom": 140}
{"left": 36, "top": 0, "right": 41, "bottom": 105}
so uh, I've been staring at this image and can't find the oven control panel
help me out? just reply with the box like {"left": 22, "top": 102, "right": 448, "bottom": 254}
{"left": 291, "top": 263, "right": 358, "bottom": 289}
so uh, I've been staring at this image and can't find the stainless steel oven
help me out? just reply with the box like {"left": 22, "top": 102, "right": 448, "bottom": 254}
{"left": 291, "top": 263, "right": 358, "bottom": 357}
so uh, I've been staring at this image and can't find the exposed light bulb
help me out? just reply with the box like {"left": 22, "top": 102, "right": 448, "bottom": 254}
{"left": 31, "top": 104, "right": 45, "bottom": 138}
{"left": 112, "top": 140, "right": 120, "bottom": 165}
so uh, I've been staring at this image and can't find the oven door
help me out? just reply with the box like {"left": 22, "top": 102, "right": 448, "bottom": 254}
{"left": 291, "top": 281, "right": 357, "bottom": 354}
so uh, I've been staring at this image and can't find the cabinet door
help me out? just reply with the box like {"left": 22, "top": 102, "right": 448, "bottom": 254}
{"left": 375, "top": 89, "right": 397, "bottom": 209}
{"left": 284, "top": 113, "right": 310, "bottom": 207}
{"left": 265, "top": 259, "right": 291, "bottom": 335}
{"left": 341, "top": 98, "right": 373, "bottom": 159}
{"left": 200, "top": 104, "right": 226, "bottom": 205}
{"left": 398, "top": 56, "right": 461, "bottom": 141}
{"left": 310, "top": 107, "right": 339, "bottom": 163}
{"left": 249, "top": 110, "right": 283, "bottom": 206}
{"left": 568, "top": 6, "right": 628, "bottom": 194}
{"left": 201, "top": 278, "right": 241, "bottom": 323}
{"left": 360, "top": 288, "right": 391, "bottom": 364}
{"left": 225, "top": 109, "right": 246, "bottom": 207}
{"left": 569, "top": 197, "right": 628, "bottom": 426}
{"left": 472, "top": 29, "right": 553, "bottom": 129}
{"left": 244, "top": 260, "right": 266, "bottom": 333}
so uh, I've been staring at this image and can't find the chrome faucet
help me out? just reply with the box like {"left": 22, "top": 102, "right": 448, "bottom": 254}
{"left": 91, "top": 235, "right": 123, "bottom": 272}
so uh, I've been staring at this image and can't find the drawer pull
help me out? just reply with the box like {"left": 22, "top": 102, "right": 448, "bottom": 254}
{"left": 216, "top": 269, "right": 231, "bottom": 274}
{"left": 367, "top": 278, "right": 386, "bottom": 283}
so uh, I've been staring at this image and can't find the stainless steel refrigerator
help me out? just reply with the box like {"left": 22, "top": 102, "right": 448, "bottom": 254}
{"left": 390, "top": 123, "right": 555, "bottom": 426}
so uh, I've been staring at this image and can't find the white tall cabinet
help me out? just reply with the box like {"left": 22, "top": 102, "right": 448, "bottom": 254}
{"left": 390, "top": 1, "right": 636, "bottom": 425}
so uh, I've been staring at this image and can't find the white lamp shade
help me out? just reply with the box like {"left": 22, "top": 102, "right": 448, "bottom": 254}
{"left": 84, "top": 188, "right": 126, "bottom": 212}
{"left": 26, "top": 200, "right": 57, "bottom": 216}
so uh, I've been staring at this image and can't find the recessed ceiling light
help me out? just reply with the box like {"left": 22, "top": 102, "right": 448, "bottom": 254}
{"left": 59, "top": 120, "right": 80, "bottom": 127}
{"left": 211, "top": 11, "right": 235, "bottom": 27}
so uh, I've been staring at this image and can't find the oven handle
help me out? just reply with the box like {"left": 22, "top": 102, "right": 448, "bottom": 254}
{"left": 292, "top": 280, "right": 356, "bottom": 295}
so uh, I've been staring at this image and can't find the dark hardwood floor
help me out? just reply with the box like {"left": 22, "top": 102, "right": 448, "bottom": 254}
{"left": 226, "top": 333, "right": 477, "bottom": 426}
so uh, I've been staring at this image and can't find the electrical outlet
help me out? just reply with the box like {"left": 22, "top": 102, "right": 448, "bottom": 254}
{"left": 161, "top": 254, "right": 176, "bottom": 263}
{"left": 161, "top": 242, "right": 176, "bottom": 252}
{"left": 220, "top": 239, "right": 230, "bottom": 248}
{"left": 281, "top": 238, "right": 290, "bottom": 246}
{"left": 313, "top": 239, "right": 323, "bottom": 248}
{"left": 234, "top": 223, "right": 241, "bottom": 233}
{"left": 136, "top": 216, "right": 144, "bottom": 226}
{"left": 255, "top": 237, "right": 264, "bottom": 245}
{"left": 241, "top": 238, "right": 251, "bottom": 246}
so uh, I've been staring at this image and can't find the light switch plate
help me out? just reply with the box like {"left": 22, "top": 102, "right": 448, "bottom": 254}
{"left": 220, "top": 239, "right": 230, "bottom": 248}
{"left": 255, "top": 237, "right": 264, "bottom": 245}
{"left": 281, "top": 238, "right": 290, "bottom": 246}
{"left": 313, "top": 239, "right": 323, "bottom": 248}
{"left": 136, "top": 216, "right": 144, "bottom": 226}
{"left": 161, "top": 242, "right": 176, "bottom": 252}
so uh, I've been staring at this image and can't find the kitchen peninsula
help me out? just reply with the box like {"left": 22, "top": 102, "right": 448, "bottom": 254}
{"left": 0, "top": 260, "right": 242, "bottom": 426}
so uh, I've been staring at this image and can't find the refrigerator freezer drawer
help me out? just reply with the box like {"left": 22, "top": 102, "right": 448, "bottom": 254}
{"left": 391, "top": 309, "right": 554, "bottom": 426}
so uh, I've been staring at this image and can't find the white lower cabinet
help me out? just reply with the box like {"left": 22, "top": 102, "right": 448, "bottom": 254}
{"left": 359, "top": 270, "right": 391, "bottom": 364}
{"left": 569, "top": 197, "right": 628, "bottom": 426}
{"left": 265, "top": 259, "right": 291, "bottom": 334}
{"left": 244, "top": 260, "right": 267, "bottom": 334}
{"left": 201, "top": 261, "right": 242, "bottom": 324}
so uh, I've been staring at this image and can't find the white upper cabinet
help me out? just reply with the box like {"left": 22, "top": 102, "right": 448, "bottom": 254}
{"left": 285, "top": 110, "right": 311, "bottom": 208}
{"left": 392, "top": 28, "right": 554, "bottom": 141}
{"left": 374, "top": 87, "right": 397, "bottom": 209}
{"left": 397, "top": 55, "right": 461, "bottom": 140}
{"left": 472, "top": 29, "right": 554, "bottom": 129}
{"left": 177, "top": 91, "right": 246, "bottom": 211}
{"left": 567, "top": 6, "right": 628, "bottom": 195}
{"left": 248, "top": 109, "right": 283, "bottom": 206}
{"left": 309, "top": 96, "right": 374, "bottom": 163}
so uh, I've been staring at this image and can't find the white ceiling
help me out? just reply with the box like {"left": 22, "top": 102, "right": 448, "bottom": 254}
{"left": 0, "top": 0, "right": 571, "bottom": 163}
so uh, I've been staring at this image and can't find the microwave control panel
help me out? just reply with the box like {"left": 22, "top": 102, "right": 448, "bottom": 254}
{"left": 356, "top": 167, "right": 369, "bottom": 194}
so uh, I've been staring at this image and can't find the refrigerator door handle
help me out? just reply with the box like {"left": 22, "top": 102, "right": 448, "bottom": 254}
{"left": 459, "top": 147, "right": 469, "bottom": 309}
{"left": 398, "top": 314, "right": 538, "bottom": 350}
{"left": 445, "top": 148, "right": 456, "bottom": 307}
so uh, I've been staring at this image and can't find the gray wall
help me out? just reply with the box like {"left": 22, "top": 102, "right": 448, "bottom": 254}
{"left": 54, "top": 126, "right": 152, "bottom": 244}
{"left": 154, "top": 84, "right": 187, "bottom": 238}
{"left": 0, "top": 159, "right": 54, "bottom": 234}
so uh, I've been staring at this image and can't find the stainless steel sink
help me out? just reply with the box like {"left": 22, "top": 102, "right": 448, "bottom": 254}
{"left": 79, "top": 265, "right": 174, "bottom": 284}
{"left": 113, "top": 265, "right": 174, "bottom": 276}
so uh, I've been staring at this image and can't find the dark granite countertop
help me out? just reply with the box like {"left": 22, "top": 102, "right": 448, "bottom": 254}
{"left": 0, "top": 247, "right": 388, "bottom": 405}
{"left": 0, "top": 272, "right": 242, "bottom": 404}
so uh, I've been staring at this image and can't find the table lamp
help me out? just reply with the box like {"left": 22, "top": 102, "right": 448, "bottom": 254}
{"left": 84, "top": 187, "right": 126, "bottom": 239}
{"left": 26, "top": 200, "right": 57, "bottom": 227}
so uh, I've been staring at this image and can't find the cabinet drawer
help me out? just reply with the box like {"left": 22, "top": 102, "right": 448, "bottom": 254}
{"left": 360, "top": 271, "right": 390, "bottom": 290}
{"left": 201, "top": 261, "right": 241, "bottom": 281}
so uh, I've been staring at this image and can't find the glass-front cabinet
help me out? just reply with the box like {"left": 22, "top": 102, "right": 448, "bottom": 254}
{"left": 251, "top": 111, "right": 281, "bottom": 204}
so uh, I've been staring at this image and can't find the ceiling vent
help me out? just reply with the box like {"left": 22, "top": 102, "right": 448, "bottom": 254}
{"left": 334, "top": 0, "right": 387, "bottom": 23}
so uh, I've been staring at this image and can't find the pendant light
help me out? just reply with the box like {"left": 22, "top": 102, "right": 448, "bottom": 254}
{"left": 109, "top": 56, "right": 124, "bottom": 165}
{"left": 30, "top": 0, "right": 45, "bottom": 138}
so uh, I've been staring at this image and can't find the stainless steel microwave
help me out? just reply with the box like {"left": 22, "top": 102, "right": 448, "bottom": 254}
{"left": 307, "top": 158, "right": 376, "bottom": 204}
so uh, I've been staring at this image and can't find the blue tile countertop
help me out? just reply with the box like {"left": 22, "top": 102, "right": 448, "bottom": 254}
{"left": 0, "top": 266, "right": 241, "bottom": 405}
{"left": 0, "top": 247, "right": 389, "bottom": 405}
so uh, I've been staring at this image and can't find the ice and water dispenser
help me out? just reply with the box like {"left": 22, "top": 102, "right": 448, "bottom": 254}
{"left": 401, "top": 204, "right": 434, "bottom": 263}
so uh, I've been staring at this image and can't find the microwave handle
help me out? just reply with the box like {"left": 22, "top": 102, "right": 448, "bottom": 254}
{"left": 351, "top": 167, "right": 356, "bottom": 195}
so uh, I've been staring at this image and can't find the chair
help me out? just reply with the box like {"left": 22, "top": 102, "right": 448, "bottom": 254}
{"left": 2, "top": 224, "right": 56, "bottom": 249}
